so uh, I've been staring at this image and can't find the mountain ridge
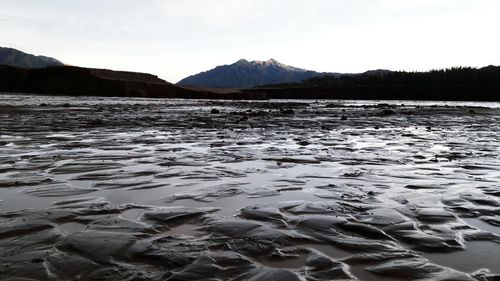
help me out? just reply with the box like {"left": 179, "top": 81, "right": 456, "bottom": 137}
{"left": 0, "top": 47, "right": 63, "bottom": 69}
{"left": 177, "top": 59, "right": 333, "bottom": 88}
{"left": 1, "top": 46, "right": 498, "bottom": 101}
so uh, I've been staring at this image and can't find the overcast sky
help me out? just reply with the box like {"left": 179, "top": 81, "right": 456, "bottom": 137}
{"left": 1, "top": 0, "right": 499, "bottom": 82}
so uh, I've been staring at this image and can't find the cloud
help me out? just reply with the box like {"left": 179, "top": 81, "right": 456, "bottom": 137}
{"left": 153, "top": 0, "right": 256, "bottom": 28}
{"left": 1, "top": 0, "right": 499, "bottom": 82}
{"left": 377, "top": 0, "right": 454, "bottom": 10}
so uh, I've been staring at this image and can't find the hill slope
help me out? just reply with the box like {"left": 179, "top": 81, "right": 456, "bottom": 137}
{"left": 0, "top": 65, "right": 208, "bottom": 98}
{"left": 177, "top": 59, "right": 330, "bottom": 88}
{"left": 0, "top": 47, "right": 63, "bottom": 68}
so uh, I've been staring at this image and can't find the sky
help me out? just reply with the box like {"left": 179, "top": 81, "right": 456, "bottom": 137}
{"left": 1, "top": 0, "right": 500, "bottom": 82}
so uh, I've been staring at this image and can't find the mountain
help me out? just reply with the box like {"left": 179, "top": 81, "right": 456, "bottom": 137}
{"left": 177, "top": 59, "right": 332, "bottom": 88}
{"left": 0, "top": 47, "right": 63, "bottom": 68}
{"left": 1, "top": 63, "right": 499, "bottom": 101}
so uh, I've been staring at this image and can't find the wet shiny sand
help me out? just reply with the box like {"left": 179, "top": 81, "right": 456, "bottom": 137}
{"left": 1, "top": 94, "right": 499, "bottom": 280}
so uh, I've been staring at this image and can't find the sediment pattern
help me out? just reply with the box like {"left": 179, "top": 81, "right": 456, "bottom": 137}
{"left": 1, "top": 94, "right": 499, "bottom": 281}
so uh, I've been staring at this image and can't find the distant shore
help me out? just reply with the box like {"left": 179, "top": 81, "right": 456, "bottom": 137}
{"left": 1, "top": 65, "right": 499, "bottom": 101}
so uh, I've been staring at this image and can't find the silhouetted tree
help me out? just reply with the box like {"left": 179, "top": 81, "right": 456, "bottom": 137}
{"left": 302, "top": 66, "right": 500, "bottom": 87}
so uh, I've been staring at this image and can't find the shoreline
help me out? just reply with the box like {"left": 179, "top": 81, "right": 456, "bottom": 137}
{"left": 1, "top": 65, "right": 500, "bottom": 101}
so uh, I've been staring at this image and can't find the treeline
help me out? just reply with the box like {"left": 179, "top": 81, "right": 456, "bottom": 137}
{"left": 245, "top": 65, "right": 500, "bottom": 101}
{"left": 303, "top": 66, "right": 500, "bottom": 87}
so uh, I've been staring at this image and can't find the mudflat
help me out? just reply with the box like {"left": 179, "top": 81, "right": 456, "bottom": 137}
{"left": 1, "top": 94, "right": 499, "bottom": 281}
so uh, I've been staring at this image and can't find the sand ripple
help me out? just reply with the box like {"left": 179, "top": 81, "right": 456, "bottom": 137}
{"left": 1, "top": 94, "right": 499, "bottom": 280}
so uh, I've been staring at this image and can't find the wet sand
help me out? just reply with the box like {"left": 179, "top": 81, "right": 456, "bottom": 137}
{"left": 1, "top": 94, "right": 499, "bottom": 280}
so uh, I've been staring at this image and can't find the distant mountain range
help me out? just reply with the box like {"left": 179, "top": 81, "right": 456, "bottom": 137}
{"left": 177, "top": 59, "right": 335, "bottom": 88}
{"left": 0, "top": 47, "right": 63, "bottom": 68}
{"left": 1, "top": 46, "right": 499, "bottom": 101}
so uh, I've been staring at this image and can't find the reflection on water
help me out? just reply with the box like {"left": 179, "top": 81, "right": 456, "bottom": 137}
{"left": 0, "top": 93, "right": 499, "bottom": 280}
{"left": 426, "top": 241, "right": 500, "bottom": 274}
